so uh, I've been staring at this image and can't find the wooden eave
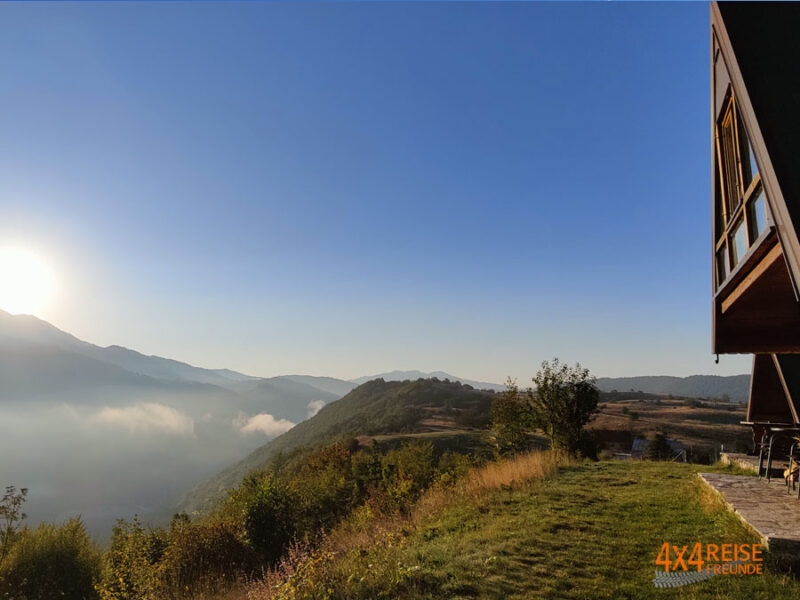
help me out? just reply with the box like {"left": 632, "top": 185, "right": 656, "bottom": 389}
{"left": 711, "top": 2, "right": 800, "bottom": 354}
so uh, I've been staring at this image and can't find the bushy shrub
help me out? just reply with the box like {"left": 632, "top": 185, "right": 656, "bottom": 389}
{"left": 157, "top": 517, "right": 257, "bottom": 599}
{"left": 287, "top": 444, "right": 357, "bottom": 537}
{"left": 435, "top": 451, "right": 474, "bottom": 486}
{"left": 231, "top": 473, "right": 295, "bottom": 564}
{"left": 490, "top": 381, "right": 533, "bottom": 455}
{"left": 97, "top": 516, "right": 166, "bottom": 600}
{"left": 381, "top": 442, "right": 435, "bottom": 506}
{"left": 349, "top": 448, "right": 382, "bottom": 498}
{"left": 0, "top": 517, "right": 101, "bottom": 600}
{"left": 249, "top": 534, "right": 421, "bottom": 600}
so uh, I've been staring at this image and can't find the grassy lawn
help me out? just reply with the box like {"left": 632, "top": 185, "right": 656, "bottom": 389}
{"left": 393, "top": 461, "right": 800, "bottom": 599}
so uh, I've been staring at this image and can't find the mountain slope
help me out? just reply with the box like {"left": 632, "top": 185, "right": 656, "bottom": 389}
{"left": 0, "top": 311, "right": 356, "bottom": 534}
{"left": 91, "top": 344, "right": 256, "bottom": 387}
{"left": 0, "top": 310, "right": 347, "bottom": 415}
{"left": 176, "top": 378, "right": 494, "bottom": 514}
{"left": 0, "top": 309, "right": 256, "bottom": 389}
{"left": 595, "top": 374, "right": 750, "bottom": 402}
{"left": 0, "top": 337, "right": 166, "bottom": 399}
{"left": 283, "top": 375, "right": 358, "bottom": 397}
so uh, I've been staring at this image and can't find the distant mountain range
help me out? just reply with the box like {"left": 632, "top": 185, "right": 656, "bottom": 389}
{"left": 595, "top": 375, "right": 751, "bottom": 403}
{"left": 0, "top": 309, "right": 750, "bottom": 534}
{"left": 0, "top": 311, "right": 256, "bottom": 389}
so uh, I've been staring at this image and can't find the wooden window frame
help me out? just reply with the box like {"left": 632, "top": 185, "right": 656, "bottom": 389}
{"left": 714, "top": 89, "right": 769, "bottom": 290}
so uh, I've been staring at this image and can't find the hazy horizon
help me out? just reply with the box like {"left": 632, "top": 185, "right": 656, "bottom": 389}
{"left": 1, "top": 308, "right": 748, "bottom": 383}
{"left": 1, "top": 2, "right": 750, "bottom": 384}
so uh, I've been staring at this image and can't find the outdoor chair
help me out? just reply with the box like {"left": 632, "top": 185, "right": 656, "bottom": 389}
{"left": 761, "top": 428, "right": 800, "bottom": 481}
{"left": 784, "top": 457, "right": 800, "bottom": 493}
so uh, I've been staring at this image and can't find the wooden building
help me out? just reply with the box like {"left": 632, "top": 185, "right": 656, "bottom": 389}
{"left": 711, "top": 3, "right": 800, "bottom": 430}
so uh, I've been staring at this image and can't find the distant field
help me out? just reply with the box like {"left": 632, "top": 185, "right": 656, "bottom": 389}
{"left": 367, "top": 396, "right": 752, "bottom": 462}
{"left": 590, "top": 397, "right": 751, "bottom": 460}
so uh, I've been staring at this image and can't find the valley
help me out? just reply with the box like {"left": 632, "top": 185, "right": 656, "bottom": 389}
{"left": 0, "top": 309, "right": 753, "bottom": 537}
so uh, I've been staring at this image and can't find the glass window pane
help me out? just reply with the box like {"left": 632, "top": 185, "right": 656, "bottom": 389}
{"left": 739, "top": 118, "right": 759, "bottom": 190}
{"left": 731, "top": 218, "right": 748, "bottom": 266}
{"left": 717, "top": 245, "right": 729, "bottom": 284}
{"left": 720, "top": 114, "right": 739, "bottom": 218}
{"left": 748, "top": 188, "right": 767, "bottom": 241}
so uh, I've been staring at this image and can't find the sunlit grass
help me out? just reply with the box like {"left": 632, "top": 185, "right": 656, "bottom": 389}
{"left": 464, "top": 450, "right": 571, "bottom": 497}
{"left": 245, "top": 458, "right": 800, "bottom": 600}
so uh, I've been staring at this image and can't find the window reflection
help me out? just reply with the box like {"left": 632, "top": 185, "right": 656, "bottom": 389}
{"left": 720, "top": 111, "right": 739, "bottom": 217}
{"left": 717, "top": 245, "right": 729, "bottom": 283}
{"left": 731, "top": 218, "right": 748, "bottom": 266}
{"left": 748, "top": 189, "right": 767, "bottom": 241}
{"left": 740, "top": 125, "right": 759, "bottom": 191}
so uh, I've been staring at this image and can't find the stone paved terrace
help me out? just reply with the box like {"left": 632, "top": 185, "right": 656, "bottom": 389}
{"left": 699, "top": 472, "right": 800, "bottom": 553}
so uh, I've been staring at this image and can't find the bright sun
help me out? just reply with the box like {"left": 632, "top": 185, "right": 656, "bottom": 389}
{"left": 0, "top": 247, "right": 55, "bottom": 316}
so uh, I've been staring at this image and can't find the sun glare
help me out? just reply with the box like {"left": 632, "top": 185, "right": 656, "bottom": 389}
{"left": 0, "top": 247, "right": 55, "bottom": 316}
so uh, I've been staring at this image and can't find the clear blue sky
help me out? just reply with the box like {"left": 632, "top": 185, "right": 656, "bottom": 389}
{"left": 0, "top": 1, "right": 750, "bottom": 381}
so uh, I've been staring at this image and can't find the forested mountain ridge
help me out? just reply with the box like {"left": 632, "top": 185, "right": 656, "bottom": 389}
{"left": 175, "top": 377, "right": 494, "bottom": 514}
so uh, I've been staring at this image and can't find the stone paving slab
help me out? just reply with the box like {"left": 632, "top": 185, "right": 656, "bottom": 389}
{"left": 699, "top": 473, "right": 800, "bottom": 553}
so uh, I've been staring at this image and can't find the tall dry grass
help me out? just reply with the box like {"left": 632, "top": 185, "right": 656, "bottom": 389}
{"left": 465, "top": 450, "right": 572, "bottom": 497}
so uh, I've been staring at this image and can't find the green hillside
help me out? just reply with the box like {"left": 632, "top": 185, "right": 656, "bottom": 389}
{"left": 249, "top": 459, "right": 800, "bottom": 600}
{"left": 176, "top": 378, "right": 493, "bottom": 514}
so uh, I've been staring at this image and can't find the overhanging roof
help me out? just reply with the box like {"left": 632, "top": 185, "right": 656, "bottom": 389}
{"left": 717, "top": 3, "right": 800, "bottom": 253}
{"left": 711, "top": 2, "right": 800, "bottom": 353}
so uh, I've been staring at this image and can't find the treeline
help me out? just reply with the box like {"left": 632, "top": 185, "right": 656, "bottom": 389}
{"left": 0, "top": 440, "right": 478, "bottom": 600}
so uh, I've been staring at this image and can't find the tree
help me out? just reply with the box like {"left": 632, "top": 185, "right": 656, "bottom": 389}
{"left": 0, "top": 485, "right": 27, "bottom": 561}
{"left": 231, "top": 473, "right": 295, "bottom": 564}
{"left": 647, "top": 433, "right": 673, "bottom": 461}
{"left": 490, "top": 379, "right": 533, "bottom": 455}
{"left": 97, "top": 516, "right": 165, "bottom": 600}
{"left": 528, "top": 359, "right": 599, "bottom": 455}
{"left": 381, "top": 441, "right": 436, "bottom": 505}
